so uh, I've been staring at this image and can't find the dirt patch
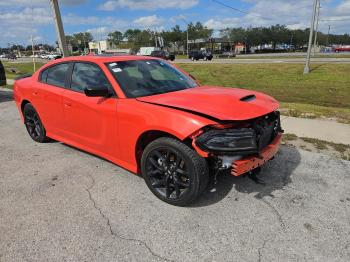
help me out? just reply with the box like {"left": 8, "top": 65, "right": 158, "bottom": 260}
{"left": 282, "top": 133, "right": 350, "bottom": 161}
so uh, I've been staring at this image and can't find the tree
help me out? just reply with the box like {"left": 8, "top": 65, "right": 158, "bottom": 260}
{"left": 107, "top": 31, "right": 123, "bottom": 46}
{"left": 161, "top": 25, "right": 186, "bottom": 52}
{"left": 65, "top": 32, "right": 93, "bottom": 52}
{"left": 188, "top": 22, "right": 213, "bottom": 43}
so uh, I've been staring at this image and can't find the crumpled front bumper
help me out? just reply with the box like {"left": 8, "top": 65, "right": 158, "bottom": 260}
{"left": 231, "top": 132, "right": 282, "bottom": 176}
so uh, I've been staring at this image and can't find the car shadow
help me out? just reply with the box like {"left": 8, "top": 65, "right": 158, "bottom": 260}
{"left": 57, "top": 141, "right": 300, "bottom": 208}
{"left": 0, "top": 89, "right": 13, "bottom": 103}
{"left": 189, "top": 145, "right": 301, "bottom": 207}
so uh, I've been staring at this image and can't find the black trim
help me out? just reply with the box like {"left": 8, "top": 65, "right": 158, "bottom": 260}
{"left": 38, "top": 60, "right": 117, "bottom": 97}
{"left": 68, "top": 61, "right": 117, "bottom": 97}
{"left": 38, "top": 62, "right": 71, "bottom": 89}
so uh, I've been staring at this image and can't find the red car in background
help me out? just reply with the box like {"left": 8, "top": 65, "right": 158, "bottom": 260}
{"left": 14, "top": 55, "right": 283, "bottom": 206}
{"left": 334, "top": 46, "right": 350, "bottom": 52}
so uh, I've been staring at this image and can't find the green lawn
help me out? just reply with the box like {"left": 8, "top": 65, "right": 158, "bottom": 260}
{"left": 3, "top": 61, "right": 45, "bottom": 80}
{"left": 177, "top": 63, "right": 350, "bottom": 123}
{"left": 235, "top": 54, "right": 350, "bottom": 59}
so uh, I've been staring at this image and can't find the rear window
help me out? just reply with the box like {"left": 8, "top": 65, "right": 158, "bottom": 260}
{"left": 46, "top": 63, "right": 69, "bottom": 88}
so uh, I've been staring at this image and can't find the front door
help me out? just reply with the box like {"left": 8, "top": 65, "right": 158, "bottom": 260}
{"left": 61, "top": 62, "right": 118, "bottom": 158}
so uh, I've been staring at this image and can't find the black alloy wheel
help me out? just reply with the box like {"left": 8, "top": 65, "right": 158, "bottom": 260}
{"left": 141, "top": 137, "right": 209, "bottom": 206}
{"left": 23, "top": 103, "right": 49, "bottom": 143}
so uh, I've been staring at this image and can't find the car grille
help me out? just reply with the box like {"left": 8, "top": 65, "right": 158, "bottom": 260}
{"left": 252, "top": 111, "right": 282, "bottom": 151}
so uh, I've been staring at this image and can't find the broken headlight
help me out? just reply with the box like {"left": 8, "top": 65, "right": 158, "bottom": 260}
{"left": 195, "top": 128, "right": 258, "bottom": 155}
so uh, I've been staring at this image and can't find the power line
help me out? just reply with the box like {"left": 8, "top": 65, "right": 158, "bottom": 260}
{"left": 211, "top": 0, "right": 270, "bottom": 20}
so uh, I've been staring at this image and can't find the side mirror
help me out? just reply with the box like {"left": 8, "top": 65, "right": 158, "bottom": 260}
{"left": 84, "top": 86, "right": 110, "bottom": 97}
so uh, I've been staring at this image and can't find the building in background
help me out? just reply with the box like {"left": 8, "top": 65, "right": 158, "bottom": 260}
{"left": 88, "top": 40, "right": 131, "bottom": 55}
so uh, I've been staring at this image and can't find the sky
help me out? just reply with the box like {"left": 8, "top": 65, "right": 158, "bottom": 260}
{"left": 0, "top": 0, "right": 349, "bottom": 47}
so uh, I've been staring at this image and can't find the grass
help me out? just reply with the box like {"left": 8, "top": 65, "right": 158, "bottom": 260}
{"left": 300, "top": 137, "right": 349, "bottom": 153}
{"left": 2, "top": 61, "right": 45, "bottom": 80}
{"left": 282, "top": 133, "right": 298, "bottom": 142}
{"left": 177, "top": 63, "right": 350, "bottom": 122}
{"left": 176, "top": 54, "right": 350, "bottom": 60}
{"left": 283, "top": 133, "right": 350, "bottom": 161}
{"left": 235, "top": 54, "right": 350, "bottom": 59}
{"left": 280, "top": 102, "right": 350, "bottom": 124}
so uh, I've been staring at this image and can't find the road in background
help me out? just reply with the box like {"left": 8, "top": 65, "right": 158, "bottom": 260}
{"left": 1, "top": 90, "right": 350, "bottom": 261}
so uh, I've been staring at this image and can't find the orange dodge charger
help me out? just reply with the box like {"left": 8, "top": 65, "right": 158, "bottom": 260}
{"left": 14, "top": 55, "right": 283, "bottom": 206}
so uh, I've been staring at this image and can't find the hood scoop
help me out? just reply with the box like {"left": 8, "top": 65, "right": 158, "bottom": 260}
{"left": 240, "top": 94, "right": 256, "bottom": 102}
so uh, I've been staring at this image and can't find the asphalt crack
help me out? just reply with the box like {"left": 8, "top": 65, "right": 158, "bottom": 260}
{"left": 85, "top": 175, "right": 174, "bottom": 262}
{"left": 260, "top": 198, "right": 286, "bottom": 232}
{"left": 257, "top": 239, "right": 268, "bottom": 262}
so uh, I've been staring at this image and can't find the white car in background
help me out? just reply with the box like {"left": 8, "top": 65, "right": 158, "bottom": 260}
{"left": 47, "top": 54, "right": 62, "bottom": 60}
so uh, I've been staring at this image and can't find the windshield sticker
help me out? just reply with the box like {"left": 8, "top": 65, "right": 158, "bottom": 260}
{"left": 109, "top": 63, "right": 118, "bottom": 67}
{"left": 112, "top": 68, "right": 122, "bottom": 73}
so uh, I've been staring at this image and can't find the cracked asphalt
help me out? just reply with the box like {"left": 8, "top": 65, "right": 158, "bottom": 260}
{"left": 1, "top": 89, "right": 350, "bottom": 262}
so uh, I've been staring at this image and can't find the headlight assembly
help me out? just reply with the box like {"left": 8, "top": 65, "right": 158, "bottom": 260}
{"left": 195, "top": 128, "right": 258, "bottom": 155}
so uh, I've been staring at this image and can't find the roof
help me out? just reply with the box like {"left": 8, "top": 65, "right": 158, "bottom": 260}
{"left": 56, "top": 55, "right": 157, "bottom": 64}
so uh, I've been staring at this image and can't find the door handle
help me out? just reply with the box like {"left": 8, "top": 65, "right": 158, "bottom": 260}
{"left": 32, "top": 91, "right": 38, "bottom": 95}
{"left": 64, "top": 103, "right": 72, "bottom": 108}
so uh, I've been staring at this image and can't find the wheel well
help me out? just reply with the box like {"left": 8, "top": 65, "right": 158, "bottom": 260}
{"left": 21, "top": 100, "right": 30, "bottom": 113}
{"left": 135, "top": 130, "right": 191, "bottom": 174}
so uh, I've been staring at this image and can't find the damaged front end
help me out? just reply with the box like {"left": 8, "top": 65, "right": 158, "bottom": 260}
{"left": 192, "top": 111, "right": 283, "bottom": 177}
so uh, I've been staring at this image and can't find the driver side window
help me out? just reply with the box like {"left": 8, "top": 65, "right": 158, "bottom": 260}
{"left": 70, "top": 62, "right": 111, "bottom": 92}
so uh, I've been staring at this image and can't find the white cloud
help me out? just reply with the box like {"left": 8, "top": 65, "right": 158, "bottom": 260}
{"left": 99, "top": 0, "right": 198, "bottom": 11}
{"left": 205, "top": 0, "right": 350, "bottom": 34}
{"left": 0, "top": 0, "right": 87, "bottom": 7}
{"left": 133, "top": 15, "right": 163, "bottom": 27}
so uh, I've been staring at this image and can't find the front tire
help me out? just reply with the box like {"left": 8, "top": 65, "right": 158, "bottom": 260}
{"left": 141, "top": 137, "right": 209, "bottom": 206}
{"left": 23, "top": 103, "right": 49, "bottom": 143}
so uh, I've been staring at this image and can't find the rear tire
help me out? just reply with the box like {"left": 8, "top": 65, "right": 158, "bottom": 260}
{"left": 141, "top": 137, "right": 209, "bottom": 206}
{"left": 23, "top": 103, "right": 49, "bottom": 143}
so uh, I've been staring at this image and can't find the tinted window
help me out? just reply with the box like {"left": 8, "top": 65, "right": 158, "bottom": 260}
{"left": 46, "top": 63, "right": 69, "bottom": 87}
{"left": 71, "top": 62, "right": 111, "bottom": 92}
{"left": 40, "top": 68, "right": 48, "bottom": 82}
{"left": 107, "top": 59, "right": 197, "bottom": 98}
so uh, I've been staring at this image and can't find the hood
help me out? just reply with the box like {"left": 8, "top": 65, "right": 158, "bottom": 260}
{"left": 137, "top": 86, "right": 279, "bottom": 121}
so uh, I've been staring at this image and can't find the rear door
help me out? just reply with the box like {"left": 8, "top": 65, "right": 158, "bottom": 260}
{"left": 31, "top": 62, "right": 70, "bottom": 135}
{"left": 61, "top": 62, "right": 118, "bottom": 157}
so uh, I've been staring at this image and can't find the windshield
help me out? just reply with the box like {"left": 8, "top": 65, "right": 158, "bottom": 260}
{"left": 106, "top": 59, "right": 197, "bottom": 98}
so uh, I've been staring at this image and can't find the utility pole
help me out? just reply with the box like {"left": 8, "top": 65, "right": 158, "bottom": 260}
{"left": 304, "top": 0, "right": 318, "bottom": 74}
{"left": 50, "top": 0, "right": 68, "bottom": 57}
{"left": 181, "top": 19, "right": 189, "bottom": 55}
{"left": 31, "top": 34, "right": 36, "bottom": 72}
{"left": 186, "top": 26, "right": 189, "bottom": 56}
{"left": 313, "top": 0, "right": 321, "bottom": 55}
{"left": 326, "top": 25, "right": 331, "bottom": 46}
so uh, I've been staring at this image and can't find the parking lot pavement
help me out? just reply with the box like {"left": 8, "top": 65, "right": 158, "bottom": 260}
{"left": 1, "top": 95, "right": 350, "bottom": 262}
